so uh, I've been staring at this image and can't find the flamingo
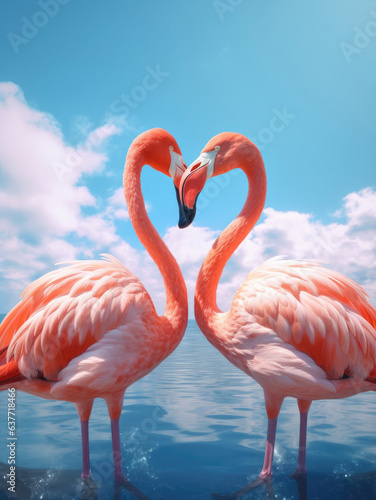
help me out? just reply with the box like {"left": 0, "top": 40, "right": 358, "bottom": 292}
{"left": 0, "top": 128, "right": 189, "bottom": 482}
{"left": 178, "top": 132, "right": 376, "bottom": 478}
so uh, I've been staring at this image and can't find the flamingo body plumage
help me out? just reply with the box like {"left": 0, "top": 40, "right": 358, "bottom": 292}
{"left": 0, "top": 128, "right": 188, "bottom": 481}
{"left": 3, "top": 255, "right": 177, "bottom": 399}
{"left": 180, "top": 132, "right": 376, "bottom": 478}
{"left": 199, "top": 258, "right": 376, "bottom": 401}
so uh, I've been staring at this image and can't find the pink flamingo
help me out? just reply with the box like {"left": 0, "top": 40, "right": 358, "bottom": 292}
{"left": 0, "top": 128, "right": 188, "bottom": 482}
{"left": 178, "top": 132, "right": 376, "bottom": 478}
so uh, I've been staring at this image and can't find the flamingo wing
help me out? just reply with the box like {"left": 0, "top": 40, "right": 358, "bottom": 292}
{"left": 234, "top": 257, "right": 376, "bottom": 379}
{"left": 0, "top": 254, "right": 153, "bottom": 381}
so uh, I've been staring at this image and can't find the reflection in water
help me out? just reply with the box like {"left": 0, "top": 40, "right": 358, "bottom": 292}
{"left": 2, "top": 463, "right": 376, "bottom": 500}
{"left": 212, "top": 477, "right": 277, "bottom": 500}
{"left": 0, "top": 462, "right": 86, "bottom": 499}
{"left": 113, "top": 479, "right": 149, "bottom": 500}
{"left": 0, "top": 321, "right": 375, "bottom": 499}
{"left": 210, "top": 471, "right": 376, "bottom": 500}
{"left": 0, "top": 462, "right": 150, "bottom": 500}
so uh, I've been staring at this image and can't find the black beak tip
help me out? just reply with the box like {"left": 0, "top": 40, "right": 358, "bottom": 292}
{"left": 175, "top": 186, "right": 197, "bottom": 229}
{"left": 178, "top": 205, "right": 196, "bottom": 229}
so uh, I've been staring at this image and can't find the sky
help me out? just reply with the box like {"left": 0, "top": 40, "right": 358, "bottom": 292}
{"left": 0, "top": 0, "right": 375, "bottom": 317}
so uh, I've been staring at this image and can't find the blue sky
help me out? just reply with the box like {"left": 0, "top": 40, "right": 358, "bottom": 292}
{"left": 1, "top": 0, "right": 375, "bottom": 315}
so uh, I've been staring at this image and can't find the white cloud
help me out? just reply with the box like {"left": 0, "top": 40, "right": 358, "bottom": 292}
{"left": 75, "top": 215, "right": 118, "bottom": 249}
{"left": 107, "top": 187, "right": 125, "bottom": 207}
{"left": 105, "top": 187, "right": 129, "bottom": 221}
{"left": 342, "top": 187, "right": 376, "bottom": 229}
{"left": 163, "top": 225, "right": 220, "bottom": 312}
{"left": 0, "top": 82, "right": 116, "bottom": 239}
{"left": 164, "top": 225, "right": 219, "bottom": 266}
{"left": 0, "top": 82, "right": 180, "bottom": 316}
{"left": 0, "top": 83, "right": 124, "bottom": 310}
{"left": 105, "top": 188, "right": 150, "bottom": 221}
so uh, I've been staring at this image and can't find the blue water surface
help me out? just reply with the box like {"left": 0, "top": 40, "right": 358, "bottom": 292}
{"left": 0, "top": 319, "right": 375, "bottom": 499}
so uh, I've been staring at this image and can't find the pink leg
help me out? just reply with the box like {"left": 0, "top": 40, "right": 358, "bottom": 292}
{"left": 81, "top": 420, "right": 91, "bottom": 479}
{"left": 292, "top": 399, "right": 312, "bottom": 476}
{"left": 259, "top": 391, "right": 284, "bottom": 479}
{"left": 75, "top": 400, "right": 94, "bottom": 480}
{"left": 111, "top": 418, "right": 126, "bottom": 482}
{"left": 297, "top": 412, "right": 308, "bottom": 472}
{"left": 106, "top": 393, "right": 126, "bottom": 482}
{"left": 259, "top": 417, "right": 278, "bottom": 479}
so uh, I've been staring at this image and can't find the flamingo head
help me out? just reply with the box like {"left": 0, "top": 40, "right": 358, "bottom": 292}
{"left": 130, "top": 128, "right": 188, "bottom": 224}
{"left": 178, "top": 132, "right": 248, "bottom": 228}
{"left": 134, "top": 128, "right": 187, "bottom": 187}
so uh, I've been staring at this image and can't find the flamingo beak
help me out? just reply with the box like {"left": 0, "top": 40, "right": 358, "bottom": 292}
{"left": 176, "top": 186, "right": 196, "bottom": 229}
{"left": 177, "top": 157, "right": 209, "bottom": 228}
{"left": 168, "top": 150, "right": 191, "bottom": 227}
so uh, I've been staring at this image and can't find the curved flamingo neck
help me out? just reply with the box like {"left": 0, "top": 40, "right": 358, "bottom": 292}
{"left": 123, "top": 147, "right": 187, "bottom": 330}
{"left": 195, "top": 145, "right": 266, "bottom": 327}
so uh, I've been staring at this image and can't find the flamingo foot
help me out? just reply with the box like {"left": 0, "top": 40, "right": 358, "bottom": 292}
{"left": 259, "top": 469, "right": 273, "bottom": 480}
{"left": 114, "top": 470, "right": 127, "bottom": 483}
{"left": 81, "top": 471, "right": 92, "bottom": 480}
{"left": 80, "top": 475, "right": 97, "bottom": 498}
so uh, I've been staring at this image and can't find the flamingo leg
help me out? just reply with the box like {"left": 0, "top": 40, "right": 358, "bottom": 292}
{"left": 259, "top": 391, "right": 284, "bottom": 479}
{"left": 111, "top": 418, "right": 126, "bottom": 482}
{"left": 80, "top": 420, "right": 91, "bottom": 479}
{"left": 259, "top": 417, "right": 278, "bottom": 479}
{"left": 75, "top": 400, "right": 94, "bottom": 479}
{"left": 293, "top": 399, "right": 312, "bottom": 476}
{"left": 297, "top": 412, "right": 308, "bottom": 472}
{"left": 106, "top": 392, "right": 126, "bottom": 482}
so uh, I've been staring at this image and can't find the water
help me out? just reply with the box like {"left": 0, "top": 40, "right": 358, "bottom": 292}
{"left": 0, "top": 319, "right": 375, "bottom": 499}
